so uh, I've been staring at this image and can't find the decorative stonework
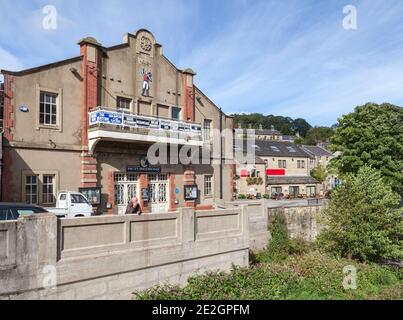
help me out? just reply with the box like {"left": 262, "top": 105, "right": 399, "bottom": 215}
{"left": 140, "top": 36, "right": 152, "bottom": 52}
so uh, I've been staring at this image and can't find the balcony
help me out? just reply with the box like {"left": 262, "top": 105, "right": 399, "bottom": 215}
{"left": 88, "top": 107, "right": 203, "bottom": 153}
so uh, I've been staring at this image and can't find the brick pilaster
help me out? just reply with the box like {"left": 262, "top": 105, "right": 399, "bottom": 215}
{"left": 182, "top": 70, "right": 196, "bottom": 122}
{"left": 3, "top": 74, "right": 14, "bottom": 142}
{"left": 169, "top": 174, "right": 177, "bottom": 212}
{"left": 139, "top": 174, "right": 149, "bottom": 213}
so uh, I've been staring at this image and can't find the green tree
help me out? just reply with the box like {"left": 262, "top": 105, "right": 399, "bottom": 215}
{"left": 304, "top": 126, "right": 334, "bottom": 145}
{"left": 330, "top": 103, "right": 403, "bottom": 195}
{"left": 317, "top": 166, "right": 403, "bottom": 262}
{"left": 310, "top": 165, "right": 327, "bottom": 183}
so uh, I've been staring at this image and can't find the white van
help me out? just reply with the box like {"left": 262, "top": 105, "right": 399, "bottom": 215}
{"left": 46, "top": 191, "right": 93, "bottom": 218}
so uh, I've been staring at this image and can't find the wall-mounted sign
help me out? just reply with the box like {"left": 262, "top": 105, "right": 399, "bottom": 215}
{"left": 127, "top": 166, "right": 161, "bottom": 174}
{"left": 175, "top": 188, "right": 180, "bottom": 195}
{"left": 141, "top": 188, "right": 150, "bottom": 202}
{"left": 184, "top": 185, "right": 198, "bottom": 201}
{"left": 19, "top": 106, "right": 29, "bottom": 112}
{"left": 89, "top": 108, "right": 202, "bottom": 136}
{"left": 79, "top": 187, "right": 101, "bottom": 205}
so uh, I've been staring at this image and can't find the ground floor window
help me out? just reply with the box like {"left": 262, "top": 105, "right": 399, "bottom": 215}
{"left": 148, "top": 174, "right": 168, "bottom": 203}
{"left": 271, "top": 186, "right": 282, "bottom": 194}
{"left": 42, "top": 175, "right": 55, "bottom": 204}
{"left": 114, "top": 173, "right": 139, "bottom": 206}
{"left": 306, "top": 186, "right": 316, "bottom": 197}
{"left": 204, "top": 175, "right": 213, "bottom": 196}
{"left": 25, "top": 175, "right": 38, "bottom": 204}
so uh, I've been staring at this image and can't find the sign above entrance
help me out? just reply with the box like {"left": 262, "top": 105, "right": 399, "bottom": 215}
{"left": 127, "top": 166, "right": 161, "bottom": 174}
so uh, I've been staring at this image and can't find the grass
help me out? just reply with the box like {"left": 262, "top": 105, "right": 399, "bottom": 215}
{"left": 134, "top": 248, "right": 402, "bottom": 300}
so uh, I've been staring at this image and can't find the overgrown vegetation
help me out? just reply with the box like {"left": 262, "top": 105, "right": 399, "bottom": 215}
{"left": 317, "top": 166, "right": 403, "bottom": 263}
{"left": 134, "top": 209, "right": 402, "bottom": 300}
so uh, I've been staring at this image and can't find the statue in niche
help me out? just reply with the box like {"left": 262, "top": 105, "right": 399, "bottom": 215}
{"left": 141, "top": 68, "right": 153, "bottom": 97}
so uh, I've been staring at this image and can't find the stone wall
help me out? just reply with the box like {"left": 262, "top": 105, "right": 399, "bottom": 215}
{"left": 0, "top": 207, "right": 249, "bottom": 300}
{"left": 268, "top": 206, "right": 324, "bottom": 242}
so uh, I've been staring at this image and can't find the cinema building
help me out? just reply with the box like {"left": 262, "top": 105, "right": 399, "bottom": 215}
{"left": 1, "top": 29, "right": 235, "bottom": 214}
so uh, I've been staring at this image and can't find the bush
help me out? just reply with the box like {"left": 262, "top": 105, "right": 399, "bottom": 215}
{"left": 237, "top": 194, "right": 247, "bottom": 200}
{"left": 317, "top": 166, "right": 403, "bottom": 263}
{"left": 263, "top": 194, "right": 270, "bottom": 199}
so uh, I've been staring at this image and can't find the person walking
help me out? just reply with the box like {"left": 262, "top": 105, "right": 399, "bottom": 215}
{"left": 125, "top": 196, "right": 143, "bottom": 215}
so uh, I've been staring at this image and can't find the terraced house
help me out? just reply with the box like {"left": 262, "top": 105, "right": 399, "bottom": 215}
{"left": 1, "top": 29, "right": 235, "bottom": 214}
{"left": 235, "top": 140, "right": 321, "bottom": 198}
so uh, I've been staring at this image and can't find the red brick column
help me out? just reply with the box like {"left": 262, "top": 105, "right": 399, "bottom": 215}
{"left": 182, "top": 70, "right": 195, "bottom": 122}
{"left": 3, "top": 74, "right": 14, "bottom": 141}
{"left": 139, "top": 174, "right": 149, "bottom": 213}
{"left": 169, "top": 174, "right": 177, "bottom": 212}
{"left": 107, "top": 171, "right": 115, "bottom": 215}
{"left": 79, "top": 39, "right": 100, "bottom": 189}
{"left": 2, "top": 74, "right": 15, "bottom": 201}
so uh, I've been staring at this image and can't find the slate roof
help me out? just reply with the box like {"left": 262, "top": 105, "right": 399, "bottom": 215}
{"left": 301, "top": 145, "right": 334, "bottom": 157}
{"left": 243, "top": 140, "right": 313, "bottom": 158}
{"left": 267, "top": 176, "right": 320, "bottom": 185}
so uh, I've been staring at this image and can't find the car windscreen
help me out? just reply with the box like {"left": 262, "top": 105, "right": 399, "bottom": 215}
{"left": 70, "top": 194, "right": 90, "bottom": 204}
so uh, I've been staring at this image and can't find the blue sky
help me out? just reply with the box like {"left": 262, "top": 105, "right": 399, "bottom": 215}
{"left": 1, "top": 0, "right": 402, "bottom": 126}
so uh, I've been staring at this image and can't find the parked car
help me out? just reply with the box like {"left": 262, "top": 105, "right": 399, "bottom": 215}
{"left": 45, "top": 191, "right": 94, "bottom": 218}
{"left": 0, "top": 203, "right": 48, "bottom": 221}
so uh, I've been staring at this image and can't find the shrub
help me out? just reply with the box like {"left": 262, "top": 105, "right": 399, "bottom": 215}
{"left": 237, "top": 194, "right": 247, "bottom": 200}
{"left": 317, "top": 166, "right": 403, "bottom": 263}
{"left": 263, "top": 194, "right": 270, "bottom": 199}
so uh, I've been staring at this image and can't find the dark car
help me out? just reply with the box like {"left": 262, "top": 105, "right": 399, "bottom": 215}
{"left": 0, "top": 203, "right": 48, "bottom": 221}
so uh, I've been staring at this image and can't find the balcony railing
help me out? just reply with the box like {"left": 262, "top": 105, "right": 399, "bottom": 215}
{"left": 88, "top": 107, "right": 203, "bottom": 151}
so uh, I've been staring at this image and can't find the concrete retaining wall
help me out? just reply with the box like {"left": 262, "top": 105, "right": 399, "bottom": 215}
{"left": 0, "top": 207, "right": 249, "bottom": 300}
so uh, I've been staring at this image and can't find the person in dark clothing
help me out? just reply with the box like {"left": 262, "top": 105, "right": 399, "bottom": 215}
{"left": 125, "top": 197, "right": 142, "bottom": 215}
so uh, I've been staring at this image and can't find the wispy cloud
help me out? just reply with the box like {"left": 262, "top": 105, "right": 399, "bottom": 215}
{"left": 0, "top": 0, "right": 402, "bottom": 126}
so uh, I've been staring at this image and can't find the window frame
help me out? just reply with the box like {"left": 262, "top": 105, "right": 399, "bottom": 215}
{"left": 203, "top": 119, "right": 212, "bottom": 141}
{"left": 204, "top": 174, "right": 213, "bottom": 197}
{"left": 116, "top": 96, "right": 132, "bottom": 111}
{"left": 22, "top": 171, "right": 59, "bottom": 206}
{"left": 36, "top": 86, "right": 63, "bottom": 131}
{"left": 42, "top": 174, "right": 56, "bottom": 205}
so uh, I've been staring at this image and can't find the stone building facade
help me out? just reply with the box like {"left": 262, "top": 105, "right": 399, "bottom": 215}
{"left": 1, "top": 29, "right": 235, "bottom": 214}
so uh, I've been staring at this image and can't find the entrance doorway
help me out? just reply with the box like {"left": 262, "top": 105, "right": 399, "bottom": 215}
{"left": 114, "top": 173, "right": 139, "bottom": 215}
{"left": 148, "top": 174, "right": 169, "bottom": 213}
{"left": 289, "top": 186, "right": 300, "bottom": 198}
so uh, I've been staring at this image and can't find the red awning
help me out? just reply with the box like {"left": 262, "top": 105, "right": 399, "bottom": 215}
{"left": 266, "top": 169, "right": 285, "bottom": 176}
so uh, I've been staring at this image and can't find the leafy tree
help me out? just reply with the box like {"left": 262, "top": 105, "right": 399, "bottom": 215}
{"left": 310, "top": 165, "right": 327, "bottom": 183}
{"left": 292, "top": 118, "right": 312, "bottom": 137}
{"left": 317, "top": 166, "right": 403, "bottom": 262}
{"left": 304, "top": 126, "right": 334, "bottom": 145}
{"left": 231, "top": 113, "right": 312, "bottom": 137}
{"left": 294, "top": 136, "right": 304, "bottom": 145}
{"left": 330, "top": 103, "right": 403, "bottom": 195}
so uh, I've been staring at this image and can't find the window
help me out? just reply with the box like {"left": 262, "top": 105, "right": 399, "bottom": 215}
{"left": 297, "top": 160, "right": 305, "bottom": 169}
{"left": 278, "top": 160, "right": 286, "bottom": 168}
{"left": 270, "top": 146, "right": 280, "bottom": 152}
{"left": 117, "top": 96, "right": 132, "bottom": 110}
{"left": 307, "top": 186, "right": 316, "bottom": 197}
{"left": 171, "top": 107, "right": 182, "bottom": 120}
{"left": 204, "top": 175, "right": 213, "bottom": 196}
{"left": 286, "top": 146, "right": 296, "bottom": 153}
{"left": 39, "top": 92, "right": 57, "bottom": 125}
{"left": 25, "top": 175, "right": 38, "bottom": 204}
{"left": 70, "top": 194, "right": 90, "bottom": 204}
{"left": 271, "top": 187, "right": 282, "bottom": 194}
{"left": 203, "top": 119, "right": 212, "bottom": 141}
{"left": 42, "top": 175, "right": 55, "bottom": 204}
